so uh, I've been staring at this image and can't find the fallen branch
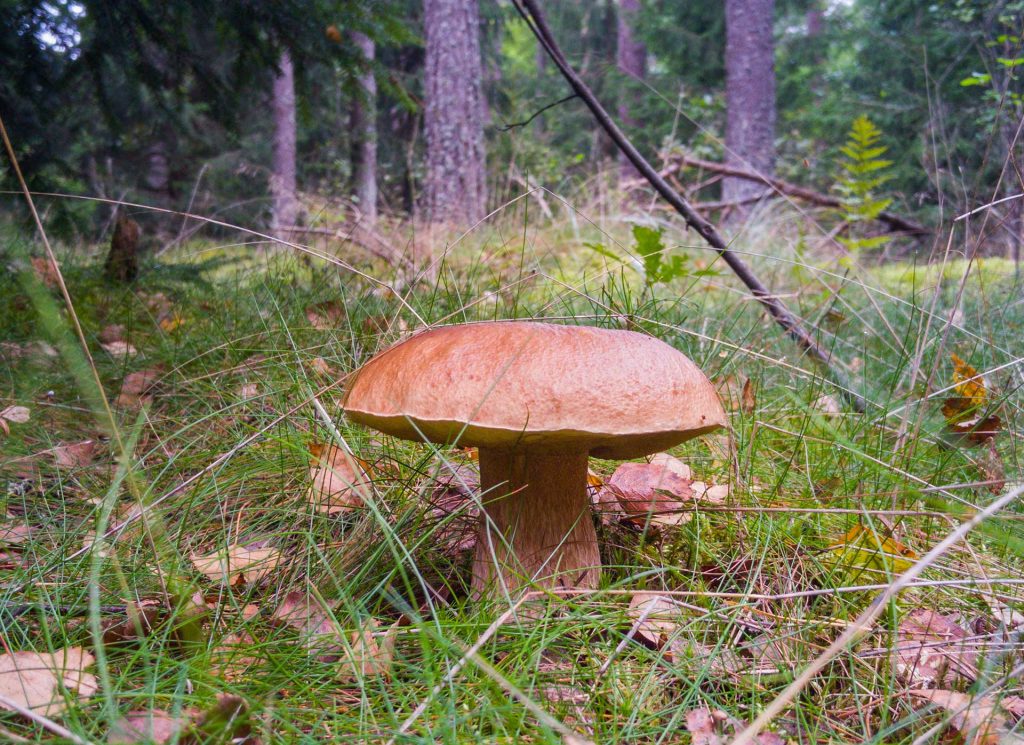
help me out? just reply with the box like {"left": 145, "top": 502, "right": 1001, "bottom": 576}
{"left": 669, "top": 154, "right": 929, "bottom": 236}
{"left": 513, "top": 0, "right": 866, "bottom": 412}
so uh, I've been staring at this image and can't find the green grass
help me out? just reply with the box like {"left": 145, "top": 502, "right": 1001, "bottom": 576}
{"left": 1, "top": 209, "right": 1022, "bottom": 744}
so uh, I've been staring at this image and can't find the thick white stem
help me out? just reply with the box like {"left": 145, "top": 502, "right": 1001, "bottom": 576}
{"left": 472, "top": 449, "right": 599, "bottom": 596}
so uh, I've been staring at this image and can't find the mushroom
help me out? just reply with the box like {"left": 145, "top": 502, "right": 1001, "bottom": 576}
{"left": 341, "top": 321, "right": 726, "bottom": 596}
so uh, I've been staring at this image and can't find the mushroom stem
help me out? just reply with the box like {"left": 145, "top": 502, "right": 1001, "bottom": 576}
{"left": 472, "top": 449, "right": 600, "bottom": 596}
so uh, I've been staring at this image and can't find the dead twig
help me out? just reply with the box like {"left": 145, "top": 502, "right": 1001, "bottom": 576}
{"left": 513, "top": 0, "right": 866, "bottom": 412}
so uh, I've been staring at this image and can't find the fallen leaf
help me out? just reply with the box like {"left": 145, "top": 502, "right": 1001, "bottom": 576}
{"left": 598, "top": 450, "right": 720, "bottom": 528}
{"left": 178, "top": 695, "right": 257, "bottom": 745}
{"left": 108, "top": 710, "right": 189, "bottom": 744}
{"left": 53, "top": 440, "right": 97, "bottom": 468}
{"left": 627, "top": 593, "right": 685, "bottom": 649}
{"left": 905, "top": 689, "right": 1014, "bottom": 745}
{"left": 741, "top": 377, "right": 757, "bottom": 415}
{"left": 307, "top": 357, "right": 336, "bottom": 377}
{"left": 893, "top": 609, "right": 978, "bottom": 687}
{"left": 209, "top": 632, "right": 262, "bottom": 682}
{"left": 30, "top": 256, "right": 61, "bottom": 289}
{"left": 116, "top": 367, "right": 163, "bottom": 408}
{"left": 271, "top": 591, "right": 337, "bottom": 637}
{"left": 307, "top": 444, "right": 372, "bottom": 514}
{"left": 99, "top": 324, "right": 126, "bottom": 344}
{"left": 684, "top": 707, "right": 785, "bottom": 745}
{"left": 942, "top": 354, "right": 1001, "bottom": 445}
{"left": 306, "top": 301, "right": 346, "bottom": 330}
{"left": 812, "top": 393, "right": 842, "bottom": 415}
{"left": 158, "top": 312, "right": 184, "bottom": 333}
{"left": 827, "top": 521, "right": 918, "bottom": 578}
{"left": 102, "top": 340, "right": 138, "bottom": 359}
{"left": 426, "top": 462, "right": 479, "bottom": 553}
{"left": 336, "top": 618, "right": 399, "bottom": 684}
{"left": 0, "top": 523, "right": 34, "bottom": 547}
{"left": 0, "top": 647, "right": 98, "bottom": 717}
{"left": 101, "top": 601, "right": 164, "bottom": 646}
{"left": 190, "top": 544, "right": 282, "bottom": 586}
{"left": 977, "top": 441, "right": 1006, "bottom": 494}
{"left": 1, "top": 405, "right": 30, "bottom": 424}
{"left": 715, "top": 375, "right": 744, "bottom": 411}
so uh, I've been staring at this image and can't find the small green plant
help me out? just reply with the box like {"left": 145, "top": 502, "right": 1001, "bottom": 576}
{"left": 836, "top": 115, "right": 894, "bottom": 253}
{"left": 587, "top": 225, "right": 715, "bottom": 289}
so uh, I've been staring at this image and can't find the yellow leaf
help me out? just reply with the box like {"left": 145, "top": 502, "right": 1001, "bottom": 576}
{"left": 950, "top": 353, "right": 987, "bottom": 406}
{"left": 827, "top": 522, "right": 918, "bottom": 575}
{"left": 159, "top": 312, "right": 184, "bottom": 332}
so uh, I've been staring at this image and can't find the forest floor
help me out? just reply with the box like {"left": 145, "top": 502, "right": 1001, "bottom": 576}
{"left": 1, "top": 214, "right": 1023, "bottom": 744}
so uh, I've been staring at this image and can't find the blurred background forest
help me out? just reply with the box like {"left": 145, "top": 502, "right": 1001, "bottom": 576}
{"left": 2, "top": 0, "right": 1023, "bottom": 262}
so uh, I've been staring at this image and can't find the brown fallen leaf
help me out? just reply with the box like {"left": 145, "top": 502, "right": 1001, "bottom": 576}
{"left": 99, "top": 324, "right": 126, "bottom": 344}
{"left": 116, "top": 367, "right": 163, "bottom": 408}
{"left": 101, "top": 340, "right": 138, "bottom": 359}
{"left": 306, "top": 300, "right": 346, "bottom": 330}
{"left": 685, "top": 706, "right": 785, "bottom": 745}
{"left": 272, "top": 591, "right": 337, "bottom": 637}
{"left": 741, "top": 377, "right": 757, "bottom": 415}
{"left": 812, "top": 393, "right": 842, "bottom": 415}
{"left": 190, "top": 544, "right": 282, "bottom": 586}
{"left": 101, "top": 601, "right": 164, "bottom": 646}
{"left": 158, "top": 312, "right": 184, "bottom": 333}
{"left": 108, "top": 709, "right": 190, "bottom": 744}
{"left": 31, "top": 256, "right": 61, "bottom": 289}
{"left": 271, "top": 591, "right": 344, "bottom": 659}
{"left": 307, "top": 356, "right": 336, "bottom": 377}
{"left": 627, "top": 592, "right": 686, "bottom": 649}
{"left": 606, "top": 460, "right": 693, "bottom": 525}
{"left": 336, "top": 618, "right": 399, "bottom": 684}
{"left": 905, "top": 689, "right": 1017, "bottom": 745}
{"left": 426, "top": 462, "right": 480, "bottom": 553}
{"left": 0, "top": 522, "right": 34, "bottom": 547}
{"left": 53, "top": 440, "right": 97, "bottom": 468}
{"left": 0, "top": 647, "right": 98, "bottom": 717}
{"left": 0, "top": 405, "right": 30, "bottom": 436}
{"left": 893, "top": 608, "right": 978, "bottom": 687}
{"left": 209, "top": 632, "right": 263, "bottom": 682}
{"left": 603, "top": 453, "right": 719, "bottom": 527}
{"left": 307, "top": 444, "right": 372, "bottom": 514}
{"left": 977, "top": 441, "right": 1006, "bottom": 494}
{"left": 942, "top": 354, "right": 1002, "bottom": 445}
{"left": 178, "top": 694, "right": 257, "bottom": 745}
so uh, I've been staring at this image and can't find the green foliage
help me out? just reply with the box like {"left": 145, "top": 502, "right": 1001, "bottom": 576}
{"left": 631, "top": 225, "right": 689, "bottom": 285}
{"left": 836, "top": 115, "right": 894, "bottom": 252}
{"left": 587, "top": 225, "right": 716, "bottom": 289}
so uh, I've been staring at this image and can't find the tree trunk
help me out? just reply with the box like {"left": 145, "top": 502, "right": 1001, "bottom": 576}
{"left": 350, "top": 32, "right": 378, "bottom": 223}
{"left": 616, "top": 0, "right": 646, "bottom": 181}
{"left": 723, "top": 0, "right": 776, "bottom": 206}
{"left": 423, "top": 0, "right": 487, "bottom": 224}
{"left": 270, "top": 50, "right": 299, "bottom": 240}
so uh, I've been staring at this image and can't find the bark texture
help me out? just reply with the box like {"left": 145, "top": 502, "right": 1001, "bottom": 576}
{"left": 350, "top": 31, "right": 378, "bottom": 223}
{"left": 270, "top": 50, "right": 299, "bottom": 239}
{"left": 616, "top": 0, "right": 646, "bottom": 180}
{"left": 723, "top": 0, "right": 776, "bottom": 204}
{"left": 423, "top": 0, "right": 487, "bottom": 224}
{"left": 472, "top": 450, "right": 599, "bottom": 596}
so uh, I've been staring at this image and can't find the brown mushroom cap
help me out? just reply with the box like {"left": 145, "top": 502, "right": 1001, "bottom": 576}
{"left": 342, "top": 321, "right": 727, "bottom": 459}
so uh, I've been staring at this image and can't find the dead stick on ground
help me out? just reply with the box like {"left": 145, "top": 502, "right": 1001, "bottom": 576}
{"left": 670, "top": 155, "right": 928, "bottom": 236}
{"left": 514, "top": 0, "right": 866, "bottom": 412}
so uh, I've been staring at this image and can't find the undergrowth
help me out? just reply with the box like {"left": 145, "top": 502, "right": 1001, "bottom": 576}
{"left": 0, "top": 202, "right": 1022, "bottom": 744}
